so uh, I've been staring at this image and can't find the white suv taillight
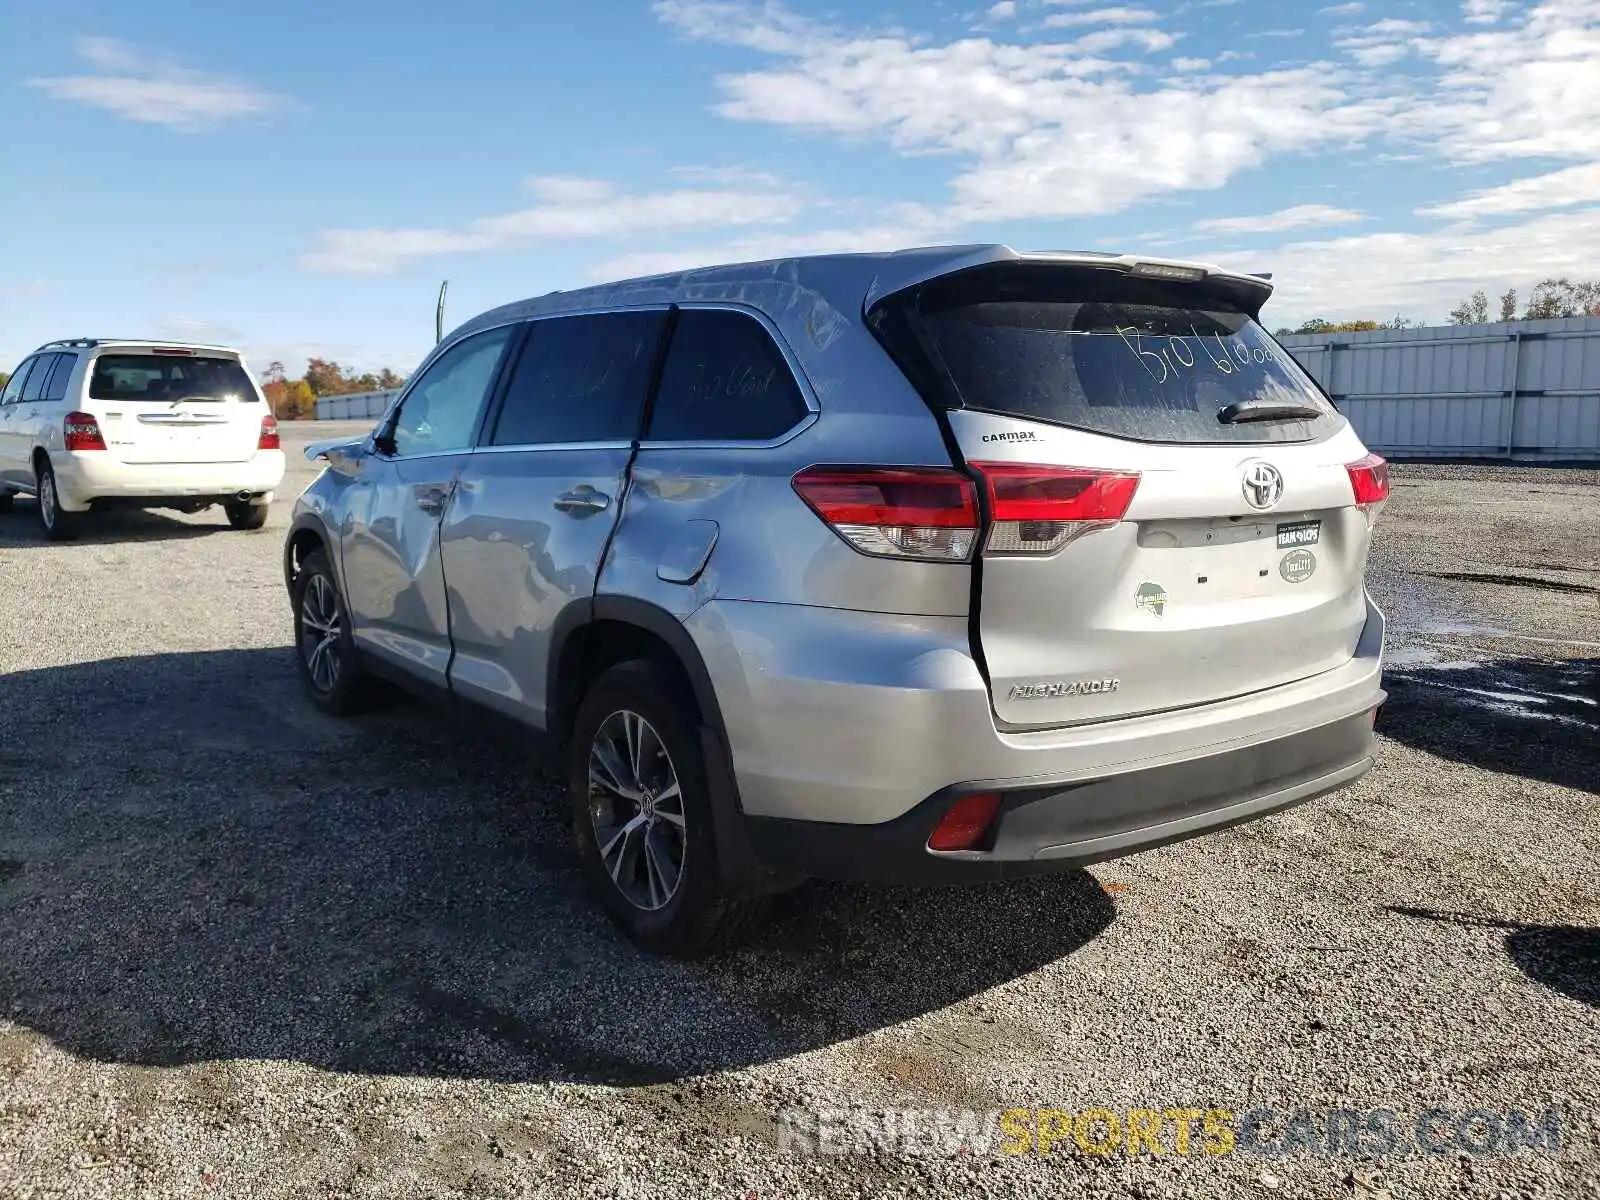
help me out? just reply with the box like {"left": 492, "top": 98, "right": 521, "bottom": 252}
{"left": 791, "top": 466, "right": 978, "bottom": 562}
{"left": 1345, "top": 453, "right": 1389, "bottom": 523}
{"left": 63, "top": 412, "right": 107, "bottom": 451}
{"left": 258, "top": 414, "right": 281, "bottom": 451}
{"left": 968, "top": 462, "right": 1141, "bottom": 556}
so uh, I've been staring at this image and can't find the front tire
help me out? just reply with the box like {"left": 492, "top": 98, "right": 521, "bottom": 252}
{"left": 225, "top": 501, "right": 269, "bottom": 530}
{"left": 35, "top": 459, "right": 81, "bottom": 542}
{"left": 291, "top": 549, "right": 374, "bottom": 715}
{"left": 569, "top": 660, "right": 767, "bottom": 955}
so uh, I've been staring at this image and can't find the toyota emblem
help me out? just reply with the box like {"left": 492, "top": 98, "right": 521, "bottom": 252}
{"left": 1241, "top": 461, "right": 1284, "bottom": 510}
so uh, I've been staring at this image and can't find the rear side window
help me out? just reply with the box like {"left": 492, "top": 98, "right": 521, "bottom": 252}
{"left": 88, "top": 354, "right": 256, "bottom": 403}
{"left": 490, "top": 311, "right": 664, "bottom": 446}
{"left": 881, "top": 265, "right": 1340, "bottom": 445}
{"left": 646, "top": 309, "right": 808, "bottom": 442}
{"left": 21, "top": 356, "right": 54, "bottom": 402}
{"left": 42, "top": 353, "right": 76, "bottom": 402}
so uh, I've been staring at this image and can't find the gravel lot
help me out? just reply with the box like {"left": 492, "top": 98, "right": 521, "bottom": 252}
{"left": 1, "top": 424, "right": 1596, "bottom": 1199}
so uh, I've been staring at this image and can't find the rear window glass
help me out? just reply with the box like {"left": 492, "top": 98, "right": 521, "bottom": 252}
{"left": 646, "top": 309, "right": 809, "bottom": 442}
{"left": 491, "top": 310, "right": 664, "bottom": 446}
{"left": 89, "top": 354, "right": 257, "bottom": 403}
{"left": 21, "top": 356, "right": 54, "bottom": 402}
{"left": 891, "top": 267, "right": 1340, "bottom": 445}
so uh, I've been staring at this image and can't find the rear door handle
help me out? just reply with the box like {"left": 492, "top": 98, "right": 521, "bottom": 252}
{"left": 414, "top": 484, "right": 453, "bottom": 515}
{"left": 554, "top": 486, "right": 611, "bottom": 516}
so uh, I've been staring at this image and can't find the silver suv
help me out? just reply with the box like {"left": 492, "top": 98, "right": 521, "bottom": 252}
{"left": 285, "top": 246, "right": 1388, "bottom": 954}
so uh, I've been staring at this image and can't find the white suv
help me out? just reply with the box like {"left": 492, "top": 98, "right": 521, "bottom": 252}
{"left": 0, "top": 339, "right": 286, "bottom": 540}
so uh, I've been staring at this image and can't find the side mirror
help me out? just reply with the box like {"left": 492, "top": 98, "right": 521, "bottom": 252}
{"left": 307, "top": 437, "right": 371, "bottom": 476}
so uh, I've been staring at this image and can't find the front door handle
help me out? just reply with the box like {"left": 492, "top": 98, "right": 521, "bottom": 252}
{"left": 554, "top": 486, "right": 611, "bottom": 516}
{"left": 414, "top": 485, "right": 452, "bottom": 515}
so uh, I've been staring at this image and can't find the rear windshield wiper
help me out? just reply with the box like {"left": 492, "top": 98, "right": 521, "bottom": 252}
{"left": 1217, "top": 400, "right": 1324, "bottom": 424}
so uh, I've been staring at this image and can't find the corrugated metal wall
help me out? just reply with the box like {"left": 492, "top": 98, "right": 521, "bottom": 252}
{"left": 313, "top": 389, "right": 400, "bottom": 422}
{"left": 1279, "top": 316, "right": 1600, "bottom": 461}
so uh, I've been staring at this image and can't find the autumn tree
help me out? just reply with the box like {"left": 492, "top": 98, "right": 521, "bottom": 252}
{"left": 1446, "top": 278, "right": 1600, "bottom": 324}
{"left": 303, "top": 358, "right": 347, "bottom": 397}
{"left": 0, "top": 372, "right": 9, "bottom": 393}
{"left": 279, "top": 379, "right": 316, "bottom": 420}
{"left": 378, "top": 368, "right": 406, "bottom": 390}
{"left": 1448, "top": 291, "right": 1490, "bottom": 326}
{"left": 1498, "top": 288, "right": 1517, "bottom": 321}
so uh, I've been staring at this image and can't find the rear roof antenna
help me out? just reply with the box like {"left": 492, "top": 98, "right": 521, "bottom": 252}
{"left": 435, "top": 280, "right": 449, "bottom": 345}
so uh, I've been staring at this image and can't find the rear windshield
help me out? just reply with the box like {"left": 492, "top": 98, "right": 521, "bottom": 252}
{"left": 89, "top": 355, "right": 257, "bottom": 403}
{"left": 878, "top": 265, "right": 1340, "bottom": 445}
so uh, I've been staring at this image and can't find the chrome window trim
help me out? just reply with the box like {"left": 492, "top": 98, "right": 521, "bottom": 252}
{"left": 636, "top": 301, "right": 820, "bottom": 451}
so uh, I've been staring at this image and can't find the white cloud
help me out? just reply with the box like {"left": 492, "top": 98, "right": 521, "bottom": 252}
{"left": 1464, "top": 0, "right": 1513, "bottom": 23}
{"left": 1171, "top": 56, "right": 1212, "bottom": 70}
{"left": 987, "top": 1, "right": 1018, "bottom": 19}
{"left": 1041, "top": 7, "right": 1160, "bottom": 27}
{"left": 655, "top": 0, "right": 1396, "bottom": 225}
{"left": 27, "top": 37, "right": 285, "bottom": 131}
{"left": 1416, "top": 162, "right": 1600, "bottom": 220}
{"left": 1320, "top": 2, "right": 1365, "bottom": 14}
{"left": 304, "top": 176, "right": 807, "bottom": 274}
{"left": 1194, "top": 204, "right": 1366, "bottom": 234}
{"left": 1260, "top": 208, "right": 1600, "bottom": 323}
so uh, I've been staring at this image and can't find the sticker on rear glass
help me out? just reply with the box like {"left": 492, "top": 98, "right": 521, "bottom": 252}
{"left": 1279, "top": 549, "right": 1317, "bottom": 583}
{"left": 1276, "top": 519, "right": 1320, "bottom": 549}
{"left": 1135, "top": 581, "right": 1168, "bottom": 617}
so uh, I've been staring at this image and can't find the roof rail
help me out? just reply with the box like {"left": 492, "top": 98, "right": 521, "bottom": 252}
{"left": 33, "top": 338, "right": 101, "bottom": 352}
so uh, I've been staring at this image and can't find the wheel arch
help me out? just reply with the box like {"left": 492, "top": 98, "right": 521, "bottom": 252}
{"left": 284, "top": 514, "right": 336, "bottom": 598}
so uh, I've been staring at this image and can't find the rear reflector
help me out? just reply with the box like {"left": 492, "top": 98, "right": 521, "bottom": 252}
{"left": 928, "top": 792, "right": 1002, "bottom": 852}
{"left": 258, "top": 415, "right": 281, "bottom": 451}
{"left": 968, "top": 462, "right": 1140, "bottom": 556}
{"left": 1346, "top": 453, "right": 1389, "bottom": 507}
{"left": 63, "top": 412, "right": 106, "bottom": 451}
{"left": 792, "top": 466, "right": 978, "bottom": 562}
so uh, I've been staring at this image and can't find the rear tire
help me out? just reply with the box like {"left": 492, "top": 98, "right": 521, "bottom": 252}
{"left": 291, "top": 549, "right": 375, "bottom": 715}
{"left": 569, "top": 660, "right": 768, "bottom": 956}
{"left": 35, "top": 459, "right": 81, "bottom": 542}
{"left": 225, "top": 501, "right": 269, "bottom": 530}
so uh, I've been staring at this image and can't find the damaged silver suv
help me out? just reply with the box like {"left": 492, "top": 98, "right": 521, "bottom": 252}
{"left": 285, "top": 246, "right": 1388, "bottom": 954}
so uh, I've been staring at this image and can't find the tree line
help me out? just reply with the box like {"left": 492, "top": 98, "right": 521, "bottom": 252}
{"left": 260, "top": 359, "right": 409, "bottom": 420}
{"left": 1276, "top": 276, "right": 1600, "bottom": 337}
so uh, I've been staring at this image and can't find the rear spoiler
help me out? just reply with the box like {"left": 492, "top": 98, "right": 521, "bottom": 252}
{"left": 863, "top": 246, "right": 1276, "bottom": 318}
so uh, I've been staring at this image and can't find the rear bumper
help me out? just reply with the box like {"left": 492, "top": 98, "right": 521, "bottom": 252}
{"left": 738, "top": 710, "right": 1376, "bottom": 885}
{"left": 50, "top": 451, "right": 286, "bottom": 511}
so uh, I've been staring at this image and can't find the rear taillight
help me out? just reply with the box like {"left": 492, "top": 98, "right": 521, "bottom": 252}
{"left": 792, "top": 466, "right": 979, "bottom": 562}
{"left": 63, "top": 412, "right": 106, "bottom": 451}
{"left": 968, "top": 462, "right": 1141, "bottom": 556}
{"left": 1346, "top": 453, "right": 1389, "bottom": 521}
{"left": 258, "top": 415, "right": 281, "bottom": 451}
{"left": 928, "top": 792, "right": 1002, "bottom": 852}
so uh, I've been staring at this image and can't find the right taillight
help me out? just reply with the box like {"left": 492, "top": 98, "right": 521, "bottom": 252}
{"left": 63, "top": 412, "right": 107, "bottom": 451}
{"left": 258, "top": 415, "right": 281, "bottom": 451}
{"left": 792, "top": 466, "right": 979, "bottom": 562}
{"left": 968, "top": 462, "right": 1141, "bottom": 556}
{"left": 1346, "top": 453, "right": 1389, "bottom": 521}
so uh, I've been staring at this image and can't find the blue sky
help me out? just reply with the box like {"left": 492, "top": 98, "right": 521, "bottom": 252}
{"left": 1, "top": 0, "right": 1596, "bottom": 375}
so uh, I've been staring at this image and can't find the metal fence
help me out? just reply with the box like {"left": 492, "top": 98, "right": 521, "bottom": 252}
{"left": 1279, "top": 316, "right": 1600, "bottom": 462}
{"left": 313, "top": 389, "right": 399, "bottom": 421}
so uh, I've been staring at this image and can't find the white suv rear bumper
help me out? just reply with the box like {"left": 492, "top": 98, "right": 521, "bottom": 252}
{"left": 50, "top": 450, "right": 287, "bottom": 511}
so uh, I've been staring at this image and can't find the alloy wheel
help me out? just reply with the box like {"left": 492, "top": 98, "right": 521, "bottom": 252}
{"left": 299, "top": 573, "right": 343, "bottom": 692}
{"left": 587, "top": 709, "right": 686, "bottom": 911}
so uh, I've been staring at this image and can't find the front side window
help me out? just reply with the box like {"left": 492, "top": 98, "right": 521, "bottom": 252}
{"left": 388, "top": 327, "right": 514, "bottom": 457}
{"left": 646, "top": 309, "right": 809, "bottom": 442}
{"left": 490, "top": 310, "right": 664, "bottom": 446}
{"left": 88, "top": 354, "right": 256, "bottom": 403}
{"left": 1, "top": 359, "right": 36, "bottom": 405}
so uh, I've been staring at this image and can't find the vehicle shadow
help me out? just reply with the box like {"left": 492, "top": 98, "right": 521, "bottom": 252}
{"left": 1377, "top": 655, "right": 1600, "bottom": 795}
{"left": 0, "top": 649, "right": 1116, "bottom": 1087}
{"left": 0, "top": 497, "right": 232, "bottom": 545}
{"left": 1389, "top": 907, "right": 1600, "bottom": 1009}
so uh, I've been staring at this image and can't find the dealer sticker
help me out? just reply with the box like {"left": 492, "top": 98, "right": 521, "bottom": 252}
{"left": 1279, "top": 548, "right": 1318, "bottom": 583}
{"left": 1276, "top": 520, "right": 1320, "bottom": 549}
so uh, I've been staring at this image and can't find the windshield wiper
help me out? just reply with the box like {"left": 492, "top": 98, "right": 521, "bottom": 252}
{"left": 1217, "top": 400, "right": 1324, "bottom": 424}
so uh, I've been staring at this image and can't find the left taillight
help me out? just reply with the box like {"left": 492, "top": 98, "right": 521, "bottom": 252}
{"left": 791, "top": 465, "right": 979, "bottom": 562}
{"left": 258, "top": 415, "right": 281, "bottom": 451}
{"left": 968, "top": 462, "right": 1141, "bottom": 556}
{"left": 63, "top": 412, "right": 106, "bottom": 451}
